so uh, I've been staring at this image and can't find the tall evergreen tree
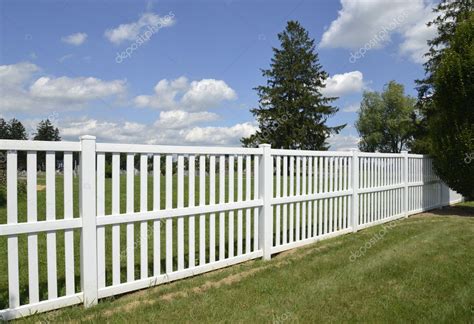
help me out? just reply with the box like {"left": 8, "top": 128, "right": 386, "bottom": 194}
{"left": 8, "top": 118, "right": 28, "bottom": 140}
{"left": 33, "top": 119, "right": 61, "bottom": 170}
{"left": 33, "top": 119, "right": 61, "bottom": 141}
{"left": 412, "top": 0, "right": 473, "bottom": 153}
{"left": 0, "top": 118, "right": 28, "bottom": 140}
{"left": 0, "top": 118, "right": 28, "bottom": 170}
{"left": 0, "top": 119, "right": 8, "bottom": 139}
{"left": 241, "top": 21, "right": 345, "bottom": 150}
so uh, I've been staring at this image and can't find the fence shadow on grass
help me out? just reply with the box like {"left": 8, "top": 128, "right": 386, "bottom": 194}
{"left": 425, "top": 204, "right": 474, "bottom": 218}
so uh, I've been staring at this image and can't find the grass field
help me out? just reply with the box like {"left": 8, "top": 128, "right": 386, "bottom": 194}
{"left": 11, "top": 203, "right": 474, "bottom": 323}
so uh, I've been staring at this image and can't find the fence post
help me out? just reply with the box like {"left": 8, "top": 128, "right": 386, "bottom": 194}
{"left": 351, "top": 149, "right": 359, "bottom": 232}
{"left": 402, "top": 151, "right": 409, "bottom": 218}
{"left": 258, "top": 144, "right": 272, "bottom": 260}
{"left": 80, "top": 135, "right": 98, "bottom": 307}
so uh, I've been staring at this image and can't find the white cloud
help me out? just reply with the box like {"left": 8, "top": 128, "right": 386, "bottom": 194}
{"left": 153, "top": 110, "right": 219, "bottom": 129}
{"left": 135, "top": 77, "right": 237, "bottom": 111}
{"left": 60, "top": 118, "right": 148, "bottom": 142}
{"left": 320, "top": 0, "right": 437, "bottom": 63}
{"left": 327, "top": 134, "right": 360, "bottom": 151}
{"left": 61, "top": 32, "right": 87, "bottom": 46}
{"left": 181, "top": 122, "right": 257, "bottom": 146}
{"left": 399, "top": 9, "right": 437, "bottom": 63}
{"left": 30, "top": 76, "right": 125, "bottom": 101}
{"left": 57, "top": 117, "right": 254, "bottom": 146}
{"left": 342, "top": 103, "right": 360, "bottom": 113}
{"left": 105, "top": 12, "right": 175, "bottom": 44}
{"left": 0, "top": 62, "right": 39, "bottom": 86}
{"left": 0, "top": 62, "right": 126, "bottom": 113}
{"left": 321, "top": 71, "right": 365, "bottom": 97}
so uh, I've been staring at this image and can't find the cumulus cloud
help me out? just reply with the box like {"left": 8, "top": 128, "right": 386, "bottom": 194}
{"left": 135, "top": 77, "right": 237, "bottom": 111}
{"left": 61, "top": 32, "right": 87, "bottom": 46}
{"left": 60, "top": 118, "right": 148, "bottom": 142}
{"left": 182, "top": 123, "right": 257, "bottom": 145}
{"left": 105, "top": 12, "right": 175, "bottom": 44}
{"left": 57, "top": 117, "right": 254, "bottom": 146}
{"left": 321, "top": 71, "right": 365, "bottom": 97}
{"left": 153, "top": 110, "right": 219, "bottom": 129}
{"left": 0, "top": 62, "right": 126, "bottom": 113}
{"left": 30, "top": 76, "right": 125, "bottom": 101}
{"left": 399, "top": 9, "right": 437, "bottom": 63}
{"left": 320, "top": 0, "right": 437, "bottom": 63}
{"left": 327, "top": 134, "right": 360, "bottom": 151}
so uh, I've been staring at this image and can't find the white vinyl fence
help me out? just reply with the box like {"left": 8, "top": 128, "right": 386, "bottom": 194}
{"left": 0, "top": 137, "right": 463, "bottom": 320}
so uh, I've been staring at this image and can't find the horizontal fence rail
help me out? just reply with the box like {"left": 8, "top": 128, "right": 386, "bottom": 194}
{"left": 0, "top": 138, "right": 464, "bottom": 320}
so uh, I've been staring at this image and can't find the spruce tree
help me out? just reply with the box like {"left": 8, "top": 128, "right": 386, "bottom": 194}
{"left": 33, "top": 119, "right": 61, "bottom": 141}
{"left": 33, "top": 119, "right": 61, "bottom": 170}
{"left": 241, "top": 21, "right": 345, "bottom": 150}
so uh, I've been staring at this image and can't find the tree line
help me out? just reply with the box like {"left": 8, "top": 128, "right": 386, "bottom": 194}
{"left": 0, "top": 118, "right": 61, "bottom": 142}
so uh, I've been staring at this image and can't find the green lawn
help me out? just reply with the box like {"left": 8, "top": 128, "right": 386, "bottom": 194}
{"left": 16, "top": 203, "right": 474, "bottom": 323}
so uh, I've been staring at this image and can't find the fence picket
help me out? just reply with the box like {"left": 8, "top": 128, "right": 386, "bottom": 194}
{"left": 177, "top": 155, "right": 185, "bottom": 270}
{"left": 275, "top": 156, "right": 281, "bottom": 246}
{"left": 219, "top": 155, "right": 225, "bottom": 260}
{"left": 188, "top": 155, "right": 196, "bottom": 267}
{"left": 209, "top": 155, "right": 216, "bottom": 262}
{"left": 97, "top": 153, "right": 106, "bottom": 288}
{"left": 153, "top": 154, "right": 161, "bottom": 275}
{"left": 166, "top": 155, "right": 173, "bottom": 273}
{"left": 245, "top": 155, "right": 251, "bottom": 254}
{"left": 112, "top": 153, "right": 121, "bottom": 285}
{"left": 46, "top": 151, "right": 58, "bottom": 299}
{"left": 64, "top": 152, "right": 75, "bottom": 295}
{"left": 126, "top": 153, "right": 134, "bottom": 282}
{"left": 199, "top": 155, "right": 206, "bottom": 265}
{"left": 237, "top": 155, "right": 243, "bottom": 255}
{"left": 27, "top": 151, "right": 39, "bottom": 303}
{"left": 228, "top": 155, "right": 234, "bottom": 257}
{"left": 7, "top": 151, "right": 19, "bottom": 309}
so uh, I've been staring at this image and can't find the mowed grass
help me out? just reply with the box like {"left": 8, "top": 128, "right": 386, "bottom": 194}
{"left": 16, "top": 204, "right": 474, "bottom": 323}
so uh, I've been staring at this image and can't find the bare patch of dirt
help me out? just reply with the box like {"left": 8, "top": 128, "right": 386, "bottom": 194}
{"left": 37, "top": 184, "right": 46, "bottom": 191}
{"left": 100, "top": 265, "right": 270, "bottom": 317}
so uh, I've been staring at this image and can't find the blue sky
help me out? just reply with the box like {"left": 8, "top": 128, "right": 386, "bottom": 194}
{"left": 0, "top": 0, "right": 437, "bottom": 149}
